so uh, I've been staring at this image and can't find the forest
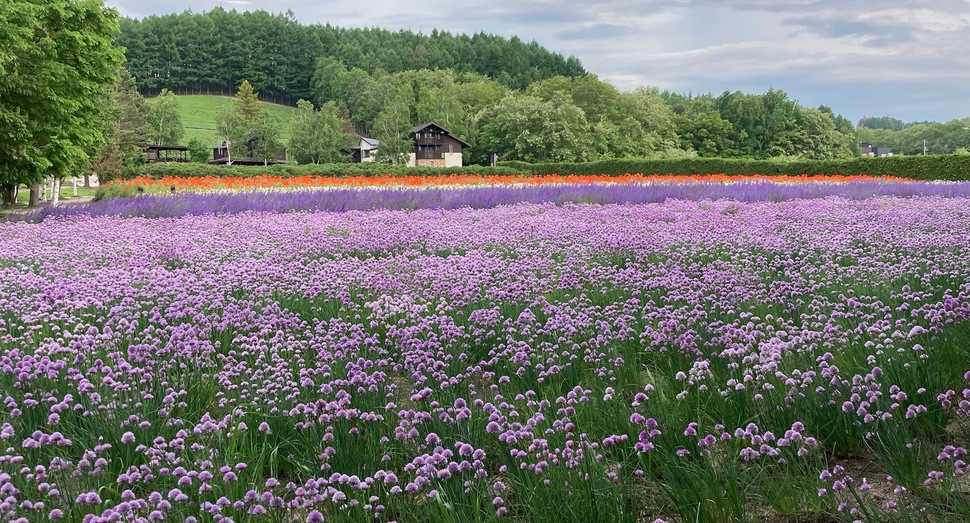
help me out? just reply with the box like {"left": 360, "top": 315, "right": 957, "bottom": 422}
{"left": 118, "top": 9, "right": 586, "bottom": 103}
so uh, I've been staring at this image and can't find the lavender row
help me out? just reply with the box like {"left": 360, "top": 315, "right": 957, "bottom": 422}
{"left": 17, "top": 179, "right": 970, "bottom": 222}
{"left": 1, "top": 198, "right": 970, "bottom": 521}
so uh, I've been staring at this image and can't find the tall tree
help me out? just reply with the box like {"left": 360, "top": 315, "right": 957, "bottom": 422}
{"left": 146, "top": 88, "right": 184, "bottom": 145}
{"left": 478, "top": 92, "right": 590, "bottom": 163}
{"left": 289, "top": 100, "right": 349, "bottom": 164}
{"left": 621, "top": 87, "right": 681, "bottom": 152}
{"left": 92, "top": 68, "right": 149, "bottom": 184}
{"left": 215, "top": 103, "right": 247, "bottom": 164}
{"left": 250, "top": 115, "right": 284, "bottom": 166}
{"left": 0, "top": 0, "right": 123, "bottom": 206}
{"left": 234, "top": 79, "right": 263, "bottom": 126}
{"left": 373, "top": 88, "right": 414, "bottom": 165}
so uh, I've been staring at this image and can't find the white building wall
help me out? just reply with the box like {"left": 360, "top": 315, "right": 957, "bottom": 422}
{"left": 407, "top": 153, "right": 417, "bottom": 167}
{"left": 443, "top": 152, "right": 463, "bottom": 168}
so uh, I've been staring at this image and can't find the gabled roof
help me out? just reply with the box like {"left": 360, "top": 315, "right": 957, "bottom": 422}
{"left": 361, "top": 137, "right": 379, "bottom": 147}
{"left": 409, "top": 122, "right": 471, "bottom": 148}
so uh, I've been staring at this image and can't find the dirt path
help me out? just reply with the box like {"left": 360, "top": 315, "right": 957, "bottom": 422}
{"left": 1, "top": 194, "right": 96, "bottom": 218}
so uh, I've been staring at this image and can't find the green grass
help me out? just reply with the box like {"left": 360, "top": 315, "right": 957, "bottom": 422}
{"left": 11, "top": 184, "right": 97, "bottom": 202}
{"left": 159, "top": 94, "right": 299, "bottom": 148}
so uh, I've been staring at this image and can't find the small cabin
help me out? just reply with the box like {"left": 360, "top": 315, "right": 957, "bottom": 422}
{"left": 145, "top": 144, "right": 189, "bottom": 163}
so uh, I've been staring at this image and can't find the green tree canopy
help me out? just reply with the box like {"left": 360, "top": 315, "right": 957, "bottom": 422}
{"left": 373, "top": 91, "right": 415, "bottom": 165}
{"left": 234, "top": 80, "right": 264, "bottom": 126}
{"left": 0, "top": 0, "right": 123, "bottom": 205}
{"left": 92, "top": 68, "right": 150, "bottom": 183}
{"left": 289, "top": 100, "right": 350, "bottom": 164}
{"left": 119, "top": 9, "right": 585, "bottom": 101}
{"left": 250, "top": 115, "right": 284, "bottom": 166}
{"left": 478, "top": 92, "right": 591, "bottom": 163}
{"left": 147, "top": 89, "right": 184, "bottom": 145}
{"left": 215, "top": 104, "right": 247, "bottom": 164}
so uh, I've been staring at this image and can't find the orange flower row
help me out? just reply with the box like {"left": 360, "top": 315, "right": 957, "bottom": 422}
{"left": 106, "top": 173, "right": 912, "bottom": 194}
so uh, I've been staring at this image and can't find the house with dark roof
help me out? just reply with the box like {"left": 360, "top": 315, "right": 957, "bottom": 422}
{"left": 342, "top": 136, "right": 380, "bottom": 163}
{"left": 407, "top": 122, "right": 469, "bottom": 168}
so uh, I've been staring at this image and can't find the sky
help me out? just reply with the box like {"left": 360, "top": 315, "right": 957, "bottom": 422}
{"left": 105, "top": 0, "right": 970, "bottom": 124}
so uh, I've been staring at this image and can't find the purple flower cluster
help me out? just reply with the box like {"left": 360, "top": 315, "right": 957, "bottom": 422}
{"left": 12, "top": 179, "right": 970, "bottom": 223}
{"left": 1, "top": 195, "right": 969, "bottom": 520}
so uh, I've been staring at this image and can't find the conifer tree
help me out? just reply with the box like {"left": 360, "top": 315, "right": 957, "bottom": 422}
{"left": 234, "top": 80, "right": 263, "bottom": 126}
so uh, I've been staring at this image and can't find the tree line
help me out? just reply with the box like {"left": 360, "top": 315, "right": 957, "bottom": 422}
{"left": 857, "top": 117, "right": 970, "bottom": 156}
{"left": 136, "top": 65, "right": 864, "bottom": 169}
{"left": 118, "top": 9, "right": 586, "bottom": 103}
{"left": 310, "top": 62, "right": 861, "bottom": 164}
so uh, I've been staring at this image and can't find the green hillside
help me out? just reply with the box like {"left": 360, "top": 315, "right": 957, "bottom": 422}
{"left": 162, "top": 94, "right": 299, "bottom": 148}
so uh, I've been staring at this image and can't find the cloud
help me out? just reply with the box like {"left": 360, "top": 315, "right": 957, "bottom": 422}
{"left": 553, "top": 22, "right": 640, "bottom": 40}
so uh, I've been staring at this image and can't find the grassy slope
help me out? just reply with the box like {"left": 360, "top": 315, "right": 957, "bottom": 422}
{"left": 165, "top": 95, "right": 299, "bottom": 148}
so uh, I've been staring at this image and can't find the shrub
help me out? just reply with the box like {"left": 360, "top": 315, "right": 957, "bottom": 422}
{"left": 498, "top": 155, "right": 970, "bottom": 181}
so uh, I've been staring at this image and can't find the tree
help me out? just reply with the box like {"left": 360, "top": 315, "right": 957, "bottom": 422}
{"left": 675, "top": 110, "right": 739, "bottom": 157}
{"left": 478, "top": 92, "right": 590, "bottom": 163}
{"left": 187, "top": 138, "right": 210, "bottom": 163}
{"left": 215, "top": 104, "right": 247, "bottom": 164}
{"left": 92, "top": 68, "right": 149, "bottom": 185}
{"left": 0, "top": 0, "right": 123, "bottom": 206}
{"left": 147, "top": 89, "right": 184, "bottom": 145}
{"left": 373, "top": 96, "right": 414, "bottom": 165}
{"left": 528, "top": 74, "right": 623, "bottom": 123}
{"left": 858, "top": 116, "right": 908, "bottom": 131}
{"left": 234, "top": 79, "right": 263, "bottom": 126}
{"left": 250, "top": 115, "right": 284, "bottom": 166}
{"left": 289, "top": 100, "right": 350, "bottom": 164}
{"left": 216, "top": 80, "right": 285, "bottom": 164}
{"left": 622, "top": 87, "right": 681, "bottom": 153}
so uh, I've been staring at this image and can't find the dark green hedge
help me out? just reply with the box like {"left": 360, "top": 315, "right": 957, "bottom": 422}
{"left": 499, "top": 155, "right": 970, "bottom": 181}
{"left": 134, "top": 162, "right": 525, "bottom": 179}
{"left": 135, "top": 155, "right": 970, "bottom": 181}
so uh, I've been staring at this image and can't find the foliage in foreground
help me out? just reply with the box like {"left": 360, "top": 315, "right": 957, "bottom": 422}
{"left": 2, "top": 196, "right": 970, "bottom": 521}
{"left": 20, "top": 179, "right": 970, "bottom": 222}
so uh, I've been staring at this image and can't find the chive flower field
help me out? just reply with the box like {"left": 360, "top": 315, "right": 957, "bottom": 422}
{"left": 2, "top": 180, "right": 970, "bottom": 522}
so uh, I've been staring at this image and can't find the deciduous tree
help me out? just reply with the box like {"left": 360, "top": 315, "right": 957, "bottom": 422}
{"left": 147, "top": 89, "right": 184, "bottom": 145}
{"left": 373, "top": 90, "right": 415, "bottom": 165}
{"left": 250, "top": 115, "right": 284, "bottom": 166}
{"left": 289, "top": 100, "right": 350, "bottom": 164}
{"left": 0, "top": 0, "right": 123, "bottom": 206}
{"left": 216, "top": 104, "right": 247, "bottom": 164}
{"left": 478, "top": 92, "right": 591, "bottom": 163}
